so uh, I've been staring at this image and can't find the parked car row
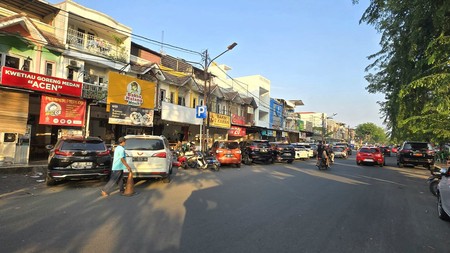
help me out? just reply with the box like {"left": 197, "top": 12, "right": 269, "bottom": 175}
{"left": 45, "top": 135, "right": 174, "bottom": 186}
{"left": 45, "top": 136, "right": 347, "bottom": 186}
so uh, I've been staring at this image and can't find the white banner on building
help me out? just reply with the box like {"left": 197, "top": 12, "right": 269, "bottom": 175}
{"left": 161, "top": 101, "right": 203, "bottom": 125}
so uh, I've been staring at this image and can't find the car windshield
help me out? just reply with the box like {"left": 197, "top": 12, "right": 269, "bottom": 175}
{"left": 218, "top": 142, "right": 239, "bottom": 149}
{"left": 252, "top": 142, "right": 269, "bottom": 148}
{"left": 359, "top": 148, "right": 379, "bottom": 153}
{"left": 404, "top": 142, "right": 429, "bottom": 151}
{"left": 126, "top": 139, "right": 165, "bottom": 150}
{"left": 60, "top": 140, "right": 106, "bottom": 151}
{"left": 278, "top": 144, "right": 292, "bottom": 148}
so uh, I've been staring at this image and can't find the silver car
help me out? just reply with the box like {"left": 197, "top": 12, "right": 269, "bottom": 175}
{"left": 124, "top": 135, "right": 173, "bottom": 183}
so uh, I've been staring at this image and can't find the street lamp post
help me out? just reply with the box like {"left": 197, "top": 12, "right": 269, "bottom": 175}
{"left": 201, "top": 42, "right": 237, "bottom": 151}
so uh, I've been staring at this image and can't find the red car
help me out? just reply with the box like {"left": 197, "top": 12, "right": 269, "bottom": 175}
{"left": 211, "top": 140, "right": 242, "bottom": 167}
{"left": 356, "top": 146, "right": 385, "bottom": 167}
{"left": 391, "top": 146, "right": 399, "bottom": 154}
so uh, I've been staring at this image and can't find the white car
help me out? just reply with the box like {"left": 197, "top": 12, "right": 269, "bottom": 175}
{"left": 293, "top": 145, "right": 309, "bottom": 160}
{"left": 292, "top": 143, "right": 314, "bottom": 158}
{"left": 124, "top": 135, "right": 173, "bottom": 183}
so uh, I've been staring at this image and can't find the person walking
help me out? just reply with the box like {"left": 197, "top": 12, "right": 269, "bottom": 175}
{"left": 101, "top": 137, "right": 132, "bottom": 197}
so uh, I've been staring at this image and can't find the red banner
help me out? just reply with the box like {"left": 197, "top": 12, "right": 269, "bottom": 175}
{"left": 1, "top": 66, "right": 82, "bottom": 97}
{"left": 228, "top": 126, "right": 246, "bottom": 137}
{"left": 39, "top": 95, "right": 86, "bottom": 126}
{"left": 231, "top": 114, "right": 246, "bottom": 125}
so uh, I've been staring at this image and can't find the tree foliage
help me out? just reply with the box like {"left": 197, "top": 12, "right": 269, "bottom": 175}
{"left": 353, "top": 0, "right": 450, "bottom": 144}
{"left": 355, "top": 122, "right": 387, "bottom": 144}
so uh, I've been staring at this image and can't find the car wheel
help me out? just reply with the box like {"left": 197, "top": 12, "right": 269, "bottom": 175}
{"left": 379, "top": 162, "right": 383, "bottom": 167}
{"left": 357, "top": 161, "right": 361, "bottom": 166}
{"left": 438, "top": 194, "right": 450, "bottom": 221}
{"left": 169, "top": 166, "right": 173, "bottom": 175}
{"left": 236, "top": 163, "right": 241, "bottom": 168}
{"left": 287, "top": 159, "right": 293, "bottom": 164}
{"left": 162, "top": 175, "right": 171, "bottom": 183}
{"left": 46, "top": 174, "right": 56, "bottom": 186}
{"left": 101, "top": 175, "right": 110, "bottom": 182}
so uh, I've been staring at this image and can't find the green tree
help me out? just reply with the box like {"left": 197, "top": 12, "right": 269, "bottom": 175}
{"left": 353, "top": 0, "right": 450, "bottom": 144}
{"left": 355, "top": 123, "right": 387, "bottom": 144}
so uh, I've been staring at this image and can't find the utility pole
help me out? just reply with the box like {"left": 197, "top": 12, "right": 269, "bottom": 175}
{"left": 201, "top": 43, "right": 237, "bottom": 152}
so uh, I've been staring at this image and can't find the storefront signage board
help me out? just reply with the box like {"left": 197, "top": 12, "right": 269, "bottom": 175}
{"left": 107, "top": 72, "right": 155, "bottom": 110}
{"left": 161, "top": 101, "right": 202, "bottom": 125}
{"left": 39, "top": 95, "right": 86, "bottom": 126}
{"left": 108, "top": 103, "right": 154, "bottom": 127}
{"left": 1, "top": 66, "right": 82, "bottom": 97}
{"left": 228, "top": 126, "right": 246, "bottom": 137}
{"left": 209, "top": 112, "right": 231, "bottom": 129}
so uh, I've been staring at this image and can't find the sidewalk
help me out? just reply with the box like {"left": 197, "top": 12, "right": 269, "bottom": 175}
{"left": 0, "top": 160, "right": 47, "bottom": 174}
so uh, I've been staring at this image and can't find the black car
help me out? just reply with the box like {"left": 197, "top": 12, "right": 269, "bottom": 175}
{"left": 269, "top": 142, "right": 295, "bottom": 163}
{"left": 239, "top": 140, "right": 273, "bottom": 165}
{"left": 46, "top": 136, "right": 112, "bottom": 186}
{"left": 396, "top": 141, "right": 435, "bottom": 168}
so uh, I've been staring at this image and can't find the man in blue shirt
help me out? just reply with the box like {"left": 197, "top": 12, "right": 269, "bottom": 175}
{"left": 101, "top": 137, "right": 132, "bottom": 196}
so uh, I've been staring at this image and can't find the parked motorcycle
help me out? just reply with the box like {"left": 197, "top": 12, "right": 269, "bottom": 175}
{"left": 185, "top": 151, "right": 220, "bottom": 171}
{"left": 428, "top": 167, "right": 442, "bottom": 196}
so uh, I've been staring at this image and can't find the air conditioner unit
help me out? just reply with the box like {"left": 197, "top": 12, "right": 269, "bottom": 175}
{"left": 69, "top": 60, "right": 78, "bottom": 67}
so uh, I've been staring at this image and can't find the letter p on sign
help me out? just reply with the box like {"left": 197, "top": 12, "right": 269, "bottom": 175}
{"left": 196, "top": 106, "right": 207, "bottom": 119}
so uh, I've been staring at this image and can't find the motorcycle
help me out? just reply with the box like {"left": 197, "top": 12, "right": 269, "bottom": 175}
{"left": 428, "top": 167, "right": 442, "bottom": 196}
{"left": 185, "top": 151, "right": 220, "bottom": 171}
{"left": 317, "top": 156, "right": 330, "bottom": 170}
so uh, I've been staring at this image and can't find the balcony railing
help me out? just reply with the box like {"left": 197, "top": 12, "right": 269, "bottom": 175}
{"left": 66, "top": 28, "right": 128, "bottom": 63}
{"left": 82, "top": 82, "right": 108, "bottom": 103}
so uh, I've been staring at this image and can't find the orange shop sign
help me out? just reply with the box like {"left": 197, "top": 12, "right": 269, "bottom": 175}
{"left": 107, "top": 72, "right": 156, "bottom": 110}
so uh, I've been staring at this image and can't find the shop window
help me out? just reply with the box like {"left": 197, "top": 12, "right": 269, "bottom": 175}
{"left": 77, "top": 28, "right": 85, "bottom": 46}
{"left": 5, "top": 55, "right": 20, "bottom": 69}
{"left": 193, "top": 98, "right": 197, "bottom": 108}
{"left": 160, "top": 89, "right": 166, "bottom": 103}
{"left": 178, "top": 96, "right": 185, "bottom": 106}
{"left": 67, "top": 68, "right": 75, "bottom": 80}
{"left": 45, "top": 62, "right": 54, "bottom": 76}
{"left": 99, "top": 77, "right": 104, "bottom": 85}
{"left": 170, "top": 92, "right": 174, "bottom": 103}
{"left": 199, "top": 99, "right": 204, "bottom": 106}
{"left": 21, "top": 58, "right": 31, "bottom": 71}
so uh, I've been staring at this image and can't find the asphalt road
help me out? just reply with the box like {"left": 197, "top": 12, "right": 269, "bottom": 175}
{"left": 1, "top": 154, "right": 450, "bottom": 253}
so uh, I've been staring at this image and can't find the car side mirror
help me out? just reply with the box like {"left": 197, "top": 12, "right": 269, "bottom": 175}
{"left": 45, "top": 145, "right": 54, "bottom": 150}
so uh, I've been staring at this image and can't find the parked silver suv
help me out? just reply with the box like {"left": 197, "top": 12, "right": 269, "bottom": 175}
{"left": 124, "top": 135, "right": 173, "bottom": 183}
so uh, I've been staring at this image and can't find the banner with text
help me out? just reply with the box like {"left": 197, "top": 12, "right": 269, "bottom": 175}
{"left": 228, "top": 126, "right": 246, "bottom": 137}
{"left": 209, "top": 112, "right": 231, "bottom": 129}
{"left": 1, "top": 66, "right": 82, "bottom": 97}
{"left": 108, "top": 103, "right": 154, "bottom": 127}
{"left": 39, "top": 95, "right": 86, "bottom": 126}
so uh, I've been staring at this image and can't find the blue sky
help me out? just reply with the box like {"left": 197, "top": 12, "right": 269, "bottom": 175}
{"left": 49, "top": 0, "right": 385, "bottom": 128}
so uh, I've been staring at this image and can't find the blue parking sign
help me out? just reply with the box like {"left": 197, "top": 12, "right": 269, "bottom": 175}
{"left": 196, "top": 106, "right": 207, "bottom": 118}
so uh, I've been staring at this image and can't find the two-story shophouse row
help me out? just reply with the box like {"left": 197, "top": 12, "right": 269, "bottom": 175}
{"left": 0, "top": 0, "right": 305, "bottom": 164}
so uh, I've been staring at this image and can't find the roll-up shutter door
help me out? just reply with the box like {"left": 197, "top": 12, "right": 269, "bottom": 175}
{"left": 0, "top": 90, "right": 29, "bottom": 134}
